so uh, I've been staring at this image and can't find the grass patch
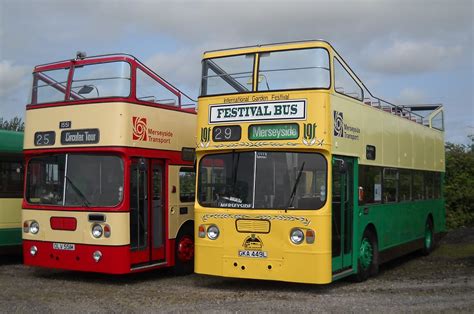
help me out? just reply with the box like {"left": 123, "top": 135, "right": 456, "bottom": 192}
{"left": 433, "top": 244, "right": 474, "bottom": 258}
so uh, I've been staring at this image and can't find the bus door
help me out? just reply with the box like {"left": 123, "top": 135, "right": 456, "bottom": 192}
{"left": 331, "top": 156, "right": 354, "bottom": 273}
{"left": 130, "top": 158, "right": 166, "bottom": 265}
{"left": 150, "top": 160, "right": 165, "bottom": 261}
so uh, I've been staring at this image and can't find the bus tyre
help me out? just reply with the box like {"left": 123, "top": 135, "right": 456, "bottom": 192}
{"left": 354, "top": 229, "right": 379, "bottom": 282}
{"left": 173, "top": 226, "right": 194, "bottom": 276}
{"left": 421, "top": 219, "right": 434, "bottom": 256}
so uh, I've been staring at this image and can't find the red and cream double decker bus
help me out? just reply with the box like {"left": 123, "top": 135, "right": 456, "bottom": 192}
{"left": 22, "top": 53, "right": 196, "bottom": 274}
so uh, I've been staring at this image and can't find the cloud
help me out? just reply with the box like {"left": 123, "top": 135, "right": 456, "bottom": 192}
{"left": 0, "top": 60, "right": 29, "bottom": 97}
{"left": 363, "top": 40, "right": 464, "bottom": 75}
{"left": 145, "top": 46, "right": 205, "bottom": 98}
{"left": 0, "top": 0, "right": 472, "bottom": 143}
{"left": 396, "top": 87, "right": 426, "bottom": 105}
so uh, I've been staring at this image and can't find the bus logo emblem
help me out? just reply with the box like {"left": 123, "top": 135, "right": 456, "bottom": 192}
{"left": 200, "top": 127, "right": 211, "bottom": 148}
{"left": 132, "top": 117, "right": 148, "bottom": 141}
{"left": 334, "top": 111, "right": 344, "bottom": 137}
{"left": 303, "top": 123, "right": 317, "bottom": 146}
{"left": 243, "top": 234, "right": 263, "bottom": 250}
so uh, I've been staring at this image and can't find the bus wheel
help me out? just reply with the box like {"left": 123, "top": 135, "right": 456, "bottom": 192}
{"left": 421, "top": 218, "right": 434, "bottom": 256}
{"left": 354, "top": 229, "right": 378, "bottom": 282}
{"left": 174, "top": 226, "right": 194, "bottom": 275}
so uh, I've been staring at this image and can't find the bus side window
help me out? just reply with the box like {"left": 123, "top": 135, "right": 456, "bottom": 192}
{"left": 136, "top": 68, "right": 179, "bottom": 107}
{"left": 0, "top": 159, "right": 23, "bottom": 198}
{"left": 358, "top": 165, "right": 382, "bottom": 205}
{"left": 413, "top": 171, "right": 424, "bottom": 200}
{"left": 383, "top": 168, "right": 398, "bottom": 203}
{"left": 334, "top": 58, "right": 363, "bottom": 100}
{"left": 179, "top": 168, "right": 195, "bottom": 203}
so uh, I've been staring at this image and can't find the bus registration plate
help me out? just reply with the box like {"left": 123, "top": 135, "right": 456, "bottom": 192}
{"left": 238, "top": 250, "right": 267, "bottom": 258}
{"left": 53, "top": 243, "right": 75, "bottom": 251}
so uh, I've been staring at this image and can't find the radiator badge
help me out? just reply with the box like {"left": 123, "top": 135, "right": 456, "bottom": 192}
{"left": 243, "top": 234, "right": 263, "bottom": 250}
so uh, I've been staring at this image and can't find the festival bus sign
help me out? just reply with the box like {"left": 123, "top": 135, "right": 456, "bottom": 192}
{"left": 209, "top": 100, "right": 306, "bottom": 124}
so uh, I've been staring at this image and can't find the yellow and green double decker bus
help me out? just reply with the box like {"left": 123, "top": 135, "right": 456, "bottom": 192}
{"left": 0, "top": 130, "right": 24, "bottom": 251}
{"left": 194, "top": 40, "right": 445, "bottom": 284}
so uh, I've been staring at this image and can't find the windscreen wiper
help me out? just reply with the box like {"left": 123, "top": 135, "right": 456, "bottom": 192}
{"left": 286, "top": 162, "right": 305, "bottom": 212}
{"left": 231, "top": 150, "right": 240, "bottom": 194}
{"left": 65, "top": 175, "right": 91, "bottom": 207}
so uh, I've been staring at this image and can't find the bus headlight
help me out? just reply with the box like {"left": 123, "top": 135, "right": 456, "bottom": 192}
{"left": 30, "top": 221, "right": 40, "bottom": 234}
{"left": 290, "top": 228, "right": 304, "bottom": 244}
{"left": 92, "top": 224, "right": 103, "bottom": 238}
{"left": 207, "top": 225, "right": 219, "bottom": 240}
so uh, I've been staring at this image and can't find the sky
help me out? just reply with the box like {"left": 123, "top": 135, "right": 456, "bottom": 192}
{"left": 0, "top": 0, "right": 472, "bottom": 144}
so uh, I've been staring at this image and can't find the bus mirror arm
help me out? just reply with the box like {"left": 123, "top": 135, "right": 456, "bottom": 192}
{"left": 333, "top": 158, "right": 348, "bottom": 173}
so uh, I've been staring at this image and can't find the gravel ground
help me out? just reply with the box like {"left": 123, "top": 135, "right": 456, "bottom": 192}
{"left": 0, "top": 228, "right": 473, "bottom": 313}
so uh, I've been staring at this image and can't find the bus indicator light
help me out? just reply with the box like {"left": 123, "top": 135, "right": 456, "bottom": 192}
{"left": 104, "top": 225, "right": 111, "bottom": 238}
{"left": 30, "top": 246, "right": 38, "bottom": 256}
{"left": 198, "top": 225, "right": 206, "bottom": 238}
{"left": 306, "top": 229, "right": 315, "bottom": 244}
{"left": 23, "top": 221, "right": 30, "bottom": 233}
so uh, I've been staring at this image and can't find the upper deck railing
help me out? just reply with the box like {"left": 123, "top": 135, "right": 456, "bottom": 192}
{"left": 29, "top": 52, "right": 196, "bottom": 112}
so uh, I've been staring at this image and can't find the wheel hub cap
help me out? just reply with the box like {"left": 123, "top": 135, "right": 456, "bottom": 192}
{"left": 177, "top": 236, "right": 194, "bottom": 262}
{"left": 359, "top": 238, "right": 373, "bottom": 270}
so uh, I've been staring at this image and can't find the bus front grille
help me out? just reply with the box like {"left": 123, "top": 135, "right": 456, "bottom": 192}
{"left": 235, "top": 219, "right": 271, "bottom": 233}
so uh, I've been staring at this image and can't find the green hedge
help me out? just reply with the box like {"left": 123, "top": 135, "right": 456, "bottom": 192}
{"left": 445, "top": 142, "right": 474, "bottom": 229}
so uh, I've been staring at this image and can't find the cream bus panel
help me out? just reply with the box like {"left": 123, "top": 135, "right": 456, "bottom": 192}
{"left": 22, "top": 209, "right": 129, "bottom": 246}
{"left": 0, "top": 199, "right": 22, "bottom": 229}
{"left": 331, "top": 95, "right": 445, "bottom": 171}
{"left": 24, "top": 102, "right": 196, "bottom": 151}
{"left": 168, "top": 165, "right": 194, "bottom": 239}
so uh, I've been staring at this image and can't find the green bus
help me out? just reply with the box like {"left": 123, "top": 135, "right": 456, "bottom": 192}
{"left": 0, "top": 130, "right": 24, "bottom": 250}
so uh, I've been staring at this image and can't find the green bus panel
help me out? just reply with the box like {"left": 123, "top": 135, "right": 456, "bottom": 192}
{"left": 0, "top": 228, "right": 22, "bottom": 247}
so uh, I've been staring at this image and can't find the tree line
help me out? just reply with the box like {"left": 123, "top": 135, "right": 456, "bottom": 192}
{"left": 0, "top": 117, "right": 25, "bottom": 131}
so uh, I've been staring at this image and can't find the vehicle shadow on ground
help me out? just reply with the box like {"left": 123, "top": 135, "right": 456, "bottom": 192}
{"left": 378, "top": 250, "right": 422, "bottom": 274}
{"left": 194, "top": 275, "right": 351, "bottom": 294}
{"left": 0, "top": 252, "right": 23, "bottom": 265}
{"left": 31, "top": 267, "right": 178, "bottom": 285}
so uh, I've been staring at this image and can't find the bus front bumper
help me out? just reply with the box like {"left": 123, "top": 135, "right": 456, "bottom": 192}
{"left": 195, "top": 244, "right": 332, "bottom": 284}
{"left": 23, "top": 240, "right": 131, "bottom": 274}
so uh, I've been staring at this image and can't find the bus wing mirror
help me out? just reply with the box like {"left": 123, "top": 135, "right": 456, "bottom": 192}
{"left": 78, "top": 85, "right": 94, "bottom": 95}
{"left": 182, "top": 147, "right": 196, "bottom": 162}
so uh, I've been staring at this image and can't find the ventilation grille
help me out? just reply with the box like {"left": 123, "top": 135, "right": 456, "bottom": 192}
{"left": 235, "top": 219, "right": 270, "bottom": 233}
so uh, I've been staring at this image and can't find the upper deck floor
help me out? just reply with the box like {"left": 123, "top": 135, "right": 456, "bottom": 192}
{"left": 24, "top": 53, "right": 196, "bottom": 152}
